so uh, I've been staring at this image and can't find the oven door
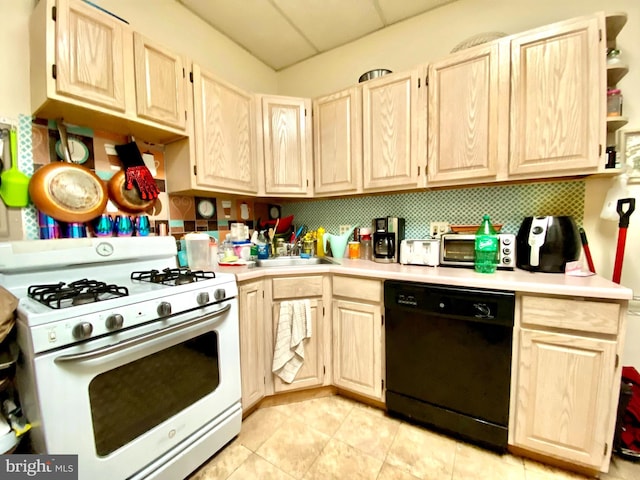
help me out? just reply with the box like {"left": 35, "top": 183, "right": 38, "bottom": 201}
{"left": 29, "top": 299, "right": 240, "bottom": 479}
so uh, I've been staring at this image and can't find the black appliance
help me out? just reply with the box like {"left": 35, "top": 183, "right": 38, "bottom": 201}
{"left": 373, "top": 217, "right": 405, "bottom": 263}
{"left": 516, "top": 216, "right": 581, "bottom": 273}
{"left": 384, "top": 281, "right": 515, "bottom": 451}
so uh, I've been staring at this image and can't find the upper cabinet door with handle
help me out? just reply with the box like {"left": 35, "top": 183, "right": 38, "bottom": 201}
{"left": 55, "top": 0, "right": 127, "bottom": 112}
{"left": 133, "top": 33, "right": 187, "bottom": 131}
{"left": 313, "top": 87, "right": 362, "bottom": 196}
{"left": 192, "top": 64, "right": 258, "bottom": 195}
{"left": 259, "top": 95, "right": 313, "bottom": 197}
{"left": 427, "top": 41, "right": 510, "bottom": 186}
{"left": 509, "top": 14, "right": 604, "bottom": 177}
{"left": 362, "top": 69, "right": 423, "bottom": 192}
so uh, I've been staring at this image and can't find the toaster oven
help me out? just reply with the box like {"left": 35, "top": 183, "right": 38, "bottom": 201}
{"left": 439, "top": 234, "right": 515, "bottom": 269}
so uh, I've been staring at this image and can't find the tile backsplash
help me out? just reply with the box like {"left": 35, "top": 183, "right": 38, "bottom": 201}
{"left": 282, "top": 181, "right": 586, "bottom": 238}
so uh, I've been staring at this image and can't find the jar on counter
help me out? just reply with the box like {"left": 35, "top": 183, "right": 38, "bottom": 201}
{"left": 348, "top": 241, "right": 361, "bottom": 259}
{"left": 359, "top": 227, "right": 372, "bottom": 260}
{"left": 607, "top": 89, "right": 623, "bottom": 117}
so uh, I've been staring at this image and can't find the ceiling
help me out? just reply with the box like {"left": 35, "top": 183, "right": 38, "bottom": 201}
{"left": 177, "top": 0, "right": 458, "bottom": 71}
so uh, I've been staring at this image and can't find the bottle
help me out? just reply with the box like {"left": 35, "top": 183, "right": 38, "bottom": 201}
{"left": 316, "top": 227, "right": 325, "bottom": 257}
{"left": 474, "top": 215, "right": 498, "bottom": 274}
{"left": 256, "top": 230, "right": 269, "bottom": 259}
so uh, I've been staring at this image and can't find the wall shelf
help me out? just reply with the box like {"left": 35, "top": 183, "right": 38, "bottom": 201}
{"left": 607, "top": 64, "right": 629, "bottom": 86}
{"left": 607, "top": 116, "right": 628, "bottom": 132}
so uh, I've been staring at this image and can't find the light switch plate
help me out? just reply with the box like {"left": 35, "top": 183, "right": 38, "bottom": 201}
{"left": 430, "top": 222, "right": 450, "bottom": 238}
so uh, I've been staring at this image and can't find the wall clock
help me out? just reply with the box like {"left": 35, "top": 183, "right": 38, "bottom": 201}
{"left": 196, "top": 199, "right": 215, "bottom": 219}
{"left": 268, "top": 204, "right": 281, "bottom": 220}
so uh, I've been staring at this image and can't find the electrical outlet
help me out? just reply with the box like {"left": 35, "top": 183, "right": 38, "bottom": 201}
{"left": 430, "top": 222, "right": 450, "bottom": 238}
{"left": 339, "top": 224, "right": 352, "bottom": 235}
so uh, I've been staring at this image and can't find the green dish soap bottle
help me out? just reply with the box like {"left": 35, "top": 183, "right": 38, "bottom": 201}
{"left": 475, "top": 214, "right": 498, "bottom": 273}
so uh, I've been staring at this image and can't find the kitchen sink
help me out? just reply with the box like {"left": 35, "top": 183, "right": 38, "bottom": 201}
{"left": 255, "top": 256, "right": 337, "bottom": 268}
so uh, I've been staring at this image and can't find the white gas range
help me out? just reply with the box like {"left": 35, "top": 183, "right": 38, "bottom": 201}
{"left": 0, "top": 237, "right": 242, "bottom": 480}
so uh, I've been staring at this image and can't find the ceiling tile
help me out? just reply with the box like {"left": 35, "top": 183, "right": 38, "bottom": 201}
{"left": 272, "top": 0, "right": 383, "bottom": 51}
{"left": 377, "top": 0, "right": 455, "bottom": 25}
{"left": 180, "top": 0, "right": 317, "bottom": 70}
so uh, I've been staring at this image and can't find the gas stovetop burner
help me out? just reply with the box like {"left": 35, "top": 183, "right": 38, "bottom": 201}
{"left": 28, "top": 279, "right": 129, "bottom": 309}
{"left": 131, "top": 268, "right": 216, "bottom": 286}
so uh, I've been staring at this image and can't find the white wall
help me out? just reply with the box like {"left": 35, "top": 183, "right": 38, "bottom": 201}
{"left": 276, "top": 0, "right": 640, "bottom": 368}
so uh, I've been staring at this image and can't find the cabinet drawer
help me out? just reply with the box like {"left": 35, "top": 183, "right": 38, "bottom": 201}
{"left": 272, "top": 275, "right": 323, "bottom": 299}
{"left": 333, "top": 276, "right": 382, "bottom": 303}
{"left": 521, "top": 295, "right": 620, "bottom": 335}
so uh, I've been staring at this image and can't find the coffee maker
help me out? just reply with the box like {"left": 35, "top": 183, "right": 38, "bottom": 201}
{"left": 373, "top": 217, "right": 405, "bottom": 263}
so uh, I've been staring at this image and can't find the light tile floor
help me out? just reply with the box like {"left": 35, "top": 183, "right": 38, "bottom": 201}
{"left": 188, "top": 395, "right": 640, "bottom": 480}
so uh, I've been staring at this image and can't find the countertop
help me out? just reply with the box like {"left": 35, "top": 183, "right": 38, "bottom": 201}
{"left": 214, "top": 258, "right": 634, "bottom": 301}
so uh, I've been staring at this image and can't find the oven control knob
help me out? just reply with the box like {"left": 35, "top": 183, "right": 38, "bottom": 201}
{"left": 72, "top": 322, "right": 93, "bottom": 339}
{"left": 213, "top": 289, "right": 226, "bottom": 301}
{"left": 105, "top": 314, "right": 124, "bottom": 330}
{"left": 157, "top": 302, "right": 172, "bottom": 317}
{"left": 197, "top": 292, "right": 210, "bottom": 305}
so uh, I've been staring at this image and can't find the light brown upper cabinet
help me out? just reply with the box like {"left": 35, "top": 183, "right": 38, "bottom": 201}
{"left": 427, "top": 42, "right": 510, "bottom": 186}
{"left": 133, "top": 33, "right": 187, "bottom": 131}
{"left": 362, "top": 69, "right": 425, "bottom": 192}
{"left": 257, "top": 95, "right": 313, "bottom": 197}
{"left": 312, "top": 87, "right": 362, "bottom": 196}
{"left": 509, "top": 14, "right": 605, "bottom": 177}
{"left": 190, "top": 65, "right": 258, "bottom": 195}
{"left": 30, "top": 0, "right": 188, "bottom": 143}
{"left": 53, "top": 0, "right": 126, "bottom": 111}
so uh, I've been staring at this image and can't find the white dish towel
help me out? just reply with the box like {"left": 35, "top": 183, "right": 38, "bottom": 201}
{"left": 272, "top": 299, "right": 312, "bottom": 383}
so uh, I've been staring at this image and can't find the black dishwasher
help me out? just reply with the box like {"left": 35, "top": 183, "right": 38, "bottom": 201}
{"left": 384, "top": 280, "right": 515, "bottom": 450}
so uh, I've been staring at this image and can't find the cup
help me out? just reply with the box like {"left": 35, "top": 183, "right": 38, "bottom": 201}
{"left": 93, "top": 214, "right": 114, "bottom": 237}
{"left": 65, "top": 222, "right": 87, "bottom": 238}
{"left": 38, "top": 211, "right": 60, "bottom": 239}
{"left": 184, "top": 233, "right": 211, "bottom": 270}
{"left": 114, "top": 215, "right": 134, "bottom": 237}
{"left": 135, "top": 215, "right": 150, "bottom": 236}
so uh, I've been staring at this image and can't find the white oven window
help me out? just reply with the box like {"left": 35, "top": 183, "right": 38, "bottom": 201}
{"left": 88, "top": 331, "right": 220, "bottom": 456}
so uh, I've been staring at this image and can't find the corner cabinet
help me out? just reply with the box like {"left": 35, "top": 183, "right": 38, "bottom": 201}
{"left": 362, "top": 68, "right": 425, "bottom": 192}
{"left": 30, "top": 0, "right": 188, "bottom": 144}
{"left": 511, "top": 295, "right": 625, "bottom": 472}
{"left": 332, "top": 276, "right": 384, "bottom": 401}
{"left": 257, "top": 95, "right": 313, "bottom": 197}
{"left": 267, "top": 275, "right": 328, "bottom": 394}
{"left": 427, "top": 42, "right": 509, "bottom": 186}
{"left": 312, "top": 87, "right": 363, "bottom": 196}
{"left": 508, "top": 14, "right": 605, "bottom": 178}
{"left": 238, "top": 280, "right": 265, "bottom": 411}
{"left": 190, "top": 65, "right": 258, "bottom": 195}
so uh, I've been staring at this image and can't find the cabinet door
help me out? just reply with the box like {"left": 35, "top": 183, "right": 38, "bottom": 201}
{"left": 332, "top": 300, "right": 382, "bottom": 400}
{"left": 428, "top": 42, "right": 509, "bottom": 185}
{"left": 313, "top": 88, "right": 362, "bottom": 195}
{"left": 514, "top": 328, "right": 616, "bottom": 468}
{"left": 133, "top": 33, "right": 187, "bottom": 130}
{"left": 362, "top": 69, "right": 422, "bottom": 192}
{"left": 192, "top": 65, "right": 258, "bottom": 194}
{"left": 239, "top": 281, "right": 265, "bottom": 411}
{"left": 509, "top": 15, "right": 604, "bottom": 176}
{"left": 55, "top": 0, "right": 127, "bottom": 111}
{"left": 261, "top": 95, "right": 312, "bottom": 196}
{"left": 272, "top": 299, "right": 323, "bottom": 393}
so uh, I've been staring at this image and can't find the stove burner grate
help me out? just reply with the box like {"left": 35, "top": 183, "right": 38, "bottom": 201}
{"left": 28, "top": 279, "right": 129, "bottom": 309}
{"left": 131, "top": 268, "right": 216, "bottom": 286}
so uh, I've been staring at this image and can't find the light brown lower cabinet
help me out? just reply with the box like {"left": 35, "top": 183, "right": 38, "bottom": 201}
{"left": 238, "top": 280, "right": 265, "bottom": 411}
{"left": 511, "top": 295, "right": 625, "bottom": 472}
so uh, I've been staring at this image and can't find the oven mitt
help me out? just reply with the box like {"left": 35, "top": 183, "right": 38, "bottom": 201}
{"left": 115, "top": 142, "right": 159, "bottom": 200}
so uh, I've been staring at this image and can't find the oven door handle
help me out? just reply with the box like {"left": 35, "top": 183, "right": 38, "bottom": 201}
{"left": 54, "top": 303, "right": 231, "bottom": 363}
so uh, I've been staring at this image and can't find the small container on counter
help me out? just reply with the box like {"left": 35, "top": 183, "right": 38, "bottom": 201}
{"left": 64, "top": 222, "right": 87, "bottom": 238}
{"left": 348, "top": 241, "right": 361, "bottom": 259}
{"left": 359, "top": 227, "right": 372, "bottom": 260}
{"left": 38, "top": 211, "right": 60, "bottom": 239}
